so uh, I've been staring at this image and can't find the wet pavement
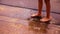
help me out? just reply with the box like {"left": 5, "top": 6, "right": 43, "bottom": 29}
{"left": 0, "top": 15, "right": 60, "bottom": 34}
{"left": 0, "top": 5, "right": 60, "bottom": 34}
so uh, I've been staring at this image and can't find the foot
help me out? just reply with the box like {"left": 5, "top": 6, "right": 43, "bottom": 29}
{"left": 40, "top": 17, "right": 52, "bottom": 22}
{"left": 31, "top": 14, "right": 42, "bottom": 19}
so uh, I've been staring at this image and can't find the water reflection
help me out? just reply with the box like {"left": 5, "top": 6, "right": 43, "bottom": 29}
{"left": 28, "top": 18, "right": 50, "bottom": 34}
{"left": 0, "top": 16, "right": 60, "bottom": 34}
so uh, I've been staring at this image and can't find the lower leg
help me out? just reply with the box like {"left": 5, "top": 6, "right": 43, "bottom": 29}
{"left": 31, "top": 0, "right": 43, "bottom": 18}
{"left": 45, "top": 0, "right": 50, "bottom": 18}
{"left": 38, "top": 0, "right": 43, "bottom": 16}
{"left": 40, "top": 0, "right": 51, "bottom": 21}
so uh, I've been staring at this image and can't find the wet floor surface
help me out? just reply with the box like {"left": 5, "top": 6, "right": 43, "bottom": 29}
{"left": 0, "top": 16, "right": 60, "bottom": 34}
{"left": 0, "top": 5, "right": 60, "bottom": 34}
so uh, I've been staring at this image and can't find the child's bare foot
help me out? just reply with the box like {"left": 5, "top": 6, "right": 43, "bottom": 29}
{"left": 40, "top": 17, "right": 52, "bottom": 22}
{"left": 31, "top": 14, "right": 42, "bottom": 19}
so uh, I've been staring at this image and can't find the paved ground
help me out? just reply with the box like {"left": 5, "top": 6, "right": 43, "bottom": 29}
{"left": 0, "top": 5, "right": 60, "bottom": 22}
{"left": 0, "top": 5, "right": 60, "bottom": 34}
{"left": 0, "top": 16, "right": 60, "bottom": 34}
{"left": 1, "top": 16, "right": 60, "bottom": 34}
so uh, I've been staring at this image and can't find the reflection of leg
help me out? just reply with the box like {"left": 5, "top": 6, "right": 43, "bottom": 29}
{"left": 45, "top": 0, "right": 50, "bottom": 18}
{"left": 38, "top": 0, "right": 43, "bottom": 16}
{"left": 40, "top": 23, "right": 48, "bottom": 34}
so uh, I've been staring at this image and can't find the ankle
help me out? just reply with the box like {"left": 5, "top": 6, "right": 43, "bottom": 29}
{"left": 46, "top": 16, "right": 52, "bottom": 19}
{"left": 37, "top": 14, "right": 41, "bottom": 16}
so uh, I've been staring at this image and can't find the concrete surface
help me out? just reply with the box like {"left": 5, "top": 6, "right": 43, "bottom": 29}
{"left": 0, "top": 4, "right": 60, "bottom": 34}
{"left": 0, "top": 4, "right": 60, "bottom": 22}
{"left": 0, "top": 14, "right": 60, "bottom": 34}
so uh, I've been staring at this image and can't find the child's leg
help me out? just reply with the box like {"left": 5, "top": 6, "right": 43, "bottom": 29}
{"left": 31, "top": 0, "right": 43, "bottom": 18}
{"left": 38, "top": 0, "right": 43, "bottom": 16}
{"left": 40, "top": 0, "right": 51, "bottom": 21}
{"left": 44, "top": 0, "right": 50, "bottom": 18}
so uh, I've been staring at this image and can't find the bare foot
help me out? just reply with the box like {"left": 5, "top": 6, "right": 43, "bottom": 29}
{"left": 31, "top": 13, "right": 40, "bottom": 16}
{"left": 31, "top": 13, "right": 42, "bottom": 18}
{"left": 40, "top": 17, "right": 52, "bottom": 22}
